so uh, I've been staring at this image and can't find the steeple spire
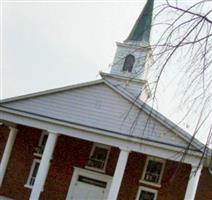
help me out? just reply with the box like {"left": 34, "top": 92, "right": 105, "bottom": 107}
{"left": 103, "top": 0, "right": 154, "bottom": 100}
{"left": 125, "top": 0, "right": 154, "bottom": 44}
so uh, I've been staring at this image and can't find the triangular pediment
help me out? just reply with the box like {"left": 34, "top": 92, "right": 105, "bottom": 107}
{"left": 0, "top": 81, "right": 198, "bottom": 150}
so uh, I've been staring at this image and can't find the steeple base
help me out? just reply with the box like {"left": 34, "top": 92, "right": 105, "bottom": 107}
{"left": 100, "top": 72, "right": 151, "bottom": 102}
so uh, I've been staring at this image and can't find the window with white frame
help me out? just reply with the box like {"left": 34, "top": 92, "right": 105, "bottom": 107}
{"left": 25, "top": 159, "right": 40, "bottom": 188}
{"left": 86, "top": 143, "right": 110, "bottom": 172}
{"left": 136, "top": 186, "right": 158, "bottom": 200}
{"left": 34, "top": 132, "right": 48, "bottom": 156}
{"left": 122, "top": 54, "right": 135, "bottom": 72}
{"left": 141, "top": 157, "right": 165, "bottom": 185}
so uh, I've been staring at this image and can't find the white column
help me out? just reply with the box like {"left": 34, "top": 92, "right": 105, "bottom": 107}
{"left": 0, "top": 127, "right": 18, "bottom": 187}
{"left": 29, "top": 131, "right": 58, "bottom": 200}
{"left": 184, "top": 164, "right": 203, "bottom": 200}
{"left": 107, "top": 148, "right": 130, "bottom": 200}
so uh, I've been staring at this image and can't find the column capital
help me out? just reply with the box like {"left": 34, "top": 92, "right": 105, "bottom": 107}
{"left": 190, "top": 163, "right": 203, "bottom": 175}
{"left": 119, "top": 147, "right": 131, "bottom": 153}
{"left": 8, "top": 126, "right": 18, "bottom": 132}
{"left": 190, "top": 161, "right": 204, "bottom": 169}
{"left": 46, "top": 130, "right": 58, "bottom": 135}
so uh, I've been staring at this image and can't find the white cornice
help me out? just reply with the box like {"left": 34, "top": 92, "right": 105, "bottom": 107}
{"left": 100, "top": 72, "right": 147, "bottom": 84}
{"left": 0, "top": 106, "right": 204, "bottom": 163}
{"left": 116, "top": 42, "right": 151, "bottom": 51}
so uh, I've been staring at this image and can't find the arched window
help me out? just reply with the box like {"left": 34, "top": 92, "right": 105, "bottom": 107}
{"left": 122, "top": 54, "right": 135, "bottom": 72}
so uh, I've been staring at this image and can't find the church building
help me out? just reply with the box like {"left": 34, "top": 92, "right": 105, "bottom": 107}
{"left": 0, "top": 0, "right": 212, "bottom": 199}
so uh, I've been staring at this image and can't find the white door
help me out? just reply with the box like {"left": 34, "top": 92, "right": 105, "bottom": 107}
{"left": 70, "top": 180, "right": 106, "bottom": 200}
{"left": 66, "top": 167, "right": 112, "bottom": 200}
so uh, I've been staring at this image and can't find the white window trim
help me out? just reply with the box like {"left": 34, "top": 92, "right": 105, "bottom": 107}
{"left": 24, "top": 159, "right": 40, "bottom": 189}
{"left": 33, "top": 131, "right": 48, "bottom": 157}
{"left": 136, "top": 186, "right": 158, "bottom": 200}
{"left": 85, "top": 143, "right": 111, "bottom": 173}
{"left": 140, "top": 156, "right": 166, "bottom": 187}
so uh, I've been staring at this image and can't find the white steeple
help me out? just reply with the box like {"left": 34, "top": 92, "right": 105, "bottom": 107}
{"left": 101, "top": 0, "right": 154, "bottom": 101}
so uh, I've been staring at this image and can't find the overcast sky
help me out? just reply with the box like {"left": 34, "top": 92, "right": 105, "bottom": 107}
{"left": 1, "top": 0, "right": 210, "bottom": 143}
{"left": 2, "top": 1, "right": 147, "bottom": 98}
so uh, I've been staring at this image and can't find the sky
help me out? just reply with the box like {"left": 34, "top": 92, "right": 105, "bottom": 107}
{"left": 0, "top": 0, "right": 211, "bottom": 144}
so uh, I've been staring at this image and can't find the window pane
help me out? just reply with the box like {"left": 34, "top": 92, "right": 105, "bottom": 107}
{"left": 39, "top": 135, "right": 48, "bottom": 154}
{"left": 87, "top": 146, "right": 108, "bottom": 169}
{"left": 41, "top": 135, "right": 48, "bottom": 147}
{"left": 144, "top": 160, "right": 163, "bottom": 183}
{"left": 29, "top": 162, "right": 40, "bottom": 186}
{"left": 91, "top": 147, "right": 108, "bottom": 161}
{"left": 139, "top": 190, "right": 155, "bottom": 200}
{"left": 123, "top": 54, "right": 135, "bottom": 72}
{"left": 32, "top": 162, "right": 40, "bottom": 177}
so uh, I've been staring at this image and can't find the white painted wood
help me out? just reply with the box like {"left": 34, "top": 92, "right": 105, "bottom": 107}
{"left": 71, "top": 181, "right": 105, "bottom": 200}
{"left": 0, "top": 127, "right": 18, "bottom": 187}
{"left": 2, "top": 83, "right": 190, "bottom": 149}
{"left": 29, "top": 131, "right": 58, "bottom": 200}
{"left": 0, "top": 108, "right": 202, "bottom": 166}
{"left": 66, "top": 167, "right": 112, "bottom": 200}
{"left": 184, "top": 164, "right": 203, "bottom": 200}
{"left": 107, "top": 148, "right": 129, "bottom": 200}
{"left": 0, "top": 195, "right": 14, "bottom": 200}
{"left": 110, "top": 42, "right": 148, "bottom": 81}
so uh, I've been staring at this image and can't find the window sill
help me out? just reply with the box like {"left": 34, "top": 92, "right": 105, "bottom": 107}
{"left": 33, "top": 153, "right": 42, "bottom": 157}
{"left": 24, "top": 184, "right": 33, "bottom": 189}
{"left": 139, "top": 180, "right": 161, "bottom": 188}
{"left": 85, "top": 166, "right": 106, "bottom": 173}
{"left": 24, "top": 184, "right": 44, "bottom": 191}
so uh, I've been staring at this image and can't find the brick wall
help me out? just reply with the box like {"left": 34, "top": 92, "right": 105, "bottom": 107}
{"left": 0, "top": 125, "right": 41, "bottom": 199}
{"left": 195, "top": 167, "right": 212, "bottom": 200}
{"left": 118, "top": 153, "right": 191, "bottom": 200}
{"left": 0, "top": 125, "right": 119, "bottom": 200}
{"left": 39, "top": 134, "right": 120, "bottom": 200}
{"left": 0, "top": 125, "right": 212, "bottom": 200}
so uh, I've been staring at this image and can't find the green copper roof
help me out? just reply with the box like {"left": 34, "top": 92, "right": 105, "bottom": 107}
{"left": 125, "top": 0, "right": 154, "bottom": 43}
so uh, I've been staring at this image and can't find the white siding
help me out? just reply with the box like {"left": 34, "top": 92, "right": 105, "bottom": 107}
{"left": 110, "top": 43, "right": 146, "bottom": 80}
{"left": 3, "top": 83, "right": 188, "bottom": 148}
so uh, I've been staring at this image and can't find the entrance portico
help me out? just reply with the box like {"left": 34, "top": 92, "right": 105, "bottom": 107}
{"left": 0, "top": 123, "right": 205, "bottom": 200}
{"left": 1, "top": 0, "right": 211, "bottom": 198}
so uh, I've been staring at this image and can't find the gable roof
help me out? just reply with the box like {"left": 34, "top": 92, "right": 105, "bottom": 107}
{"left": 0, "top": 78, "right": 207, "bottom": 154}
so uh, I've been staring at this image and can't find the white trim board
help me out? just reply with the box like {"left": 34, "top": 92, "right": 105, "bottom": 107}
{"left": 0, "top": 79, "right": 103, "bottom": 103}
{"left": 0, "top": 108, "right": 203, "bottom": 166}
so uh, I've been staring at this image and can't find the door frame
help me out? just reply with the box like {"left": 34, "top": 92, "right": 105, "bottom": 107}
{"left": 66, "top": 167, "right": 112, "bottom": 200}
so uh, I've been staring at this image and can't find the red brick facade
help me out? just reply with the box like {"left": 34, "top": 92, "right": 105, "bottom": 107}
{"left": 0, "top": 125, "right": 212, "bottom": 200}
